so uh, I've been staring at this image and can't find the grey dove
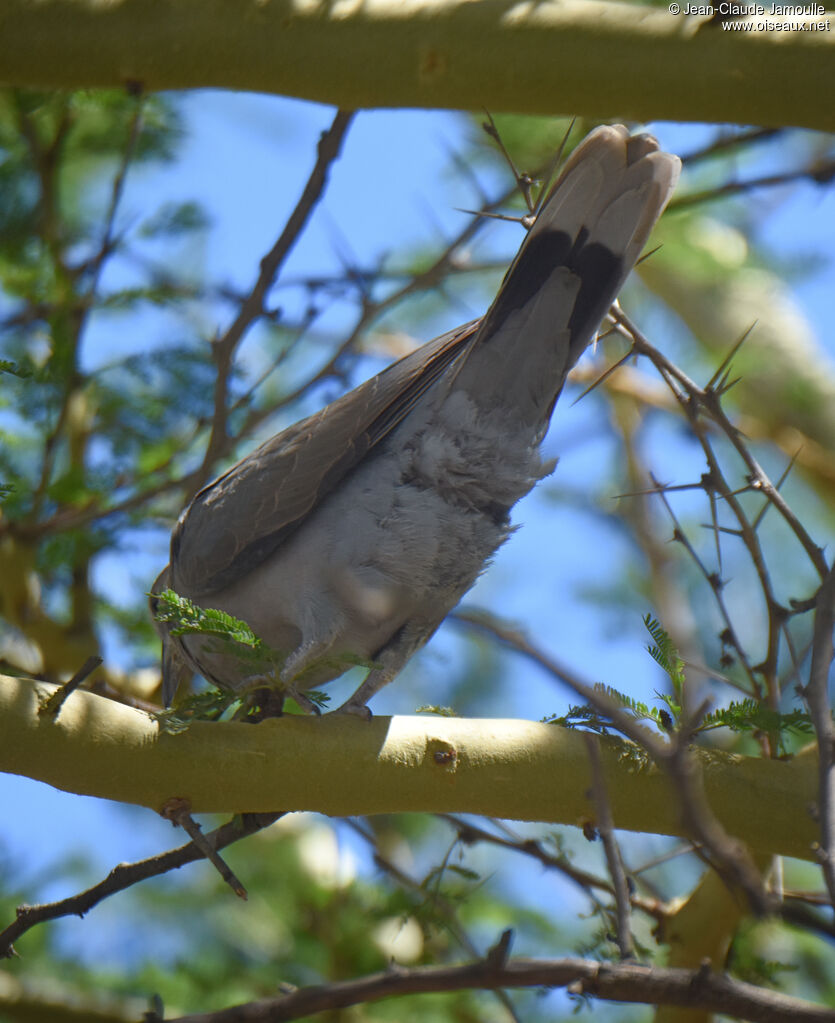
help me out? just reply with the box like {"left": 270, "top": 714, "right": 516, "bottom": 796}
{"left": 152, "top": 125, "right": 680, "bottom": 715}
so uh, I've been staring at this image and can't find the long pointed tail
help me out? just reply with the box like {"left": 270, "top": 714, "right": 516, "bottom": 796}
{"left": 455, "top": 125, "right": 681, "bottom": 427}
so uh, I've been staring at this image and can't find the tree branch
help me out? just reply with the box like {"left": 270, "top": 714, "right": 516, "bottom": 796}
{"left": 0, "top": 675, "right": 818, "bottom": 860}
{"left": 0, "top": 812, "right": 281, "bottom": 957}
{"left": 802, "top": 564, "right": 835, "bottom": 905}
{"left": 190, "top": 108, "right": 354, "bottom": 497}
{"left": 165, "top": 954, "right": 835, "bottom": 1023}
{"left": 1, "top": 0, "right": 833, "bottom": 130}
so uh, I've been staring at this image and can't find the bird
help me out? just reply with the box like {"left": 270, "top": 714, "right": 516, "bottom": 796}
{"left": 152, "top": 124, "right": 680, "bottom": 716}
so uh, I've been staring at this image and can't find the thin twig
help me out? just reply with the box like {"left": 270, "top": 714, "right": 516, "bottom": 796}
{"left": 161, "top": 798, "right": 249, "bottom": 900}
{"left": 647, "top": 471, "right": 760, "bottom": 696}
{"left": 481, "top": 110, "right": 536, "bottom": 213}
{"left": 440, "top": 814, "right": 668, "bottom": 924}
{"left": 610, "top": 305, "right": 828, "bottom": 718}
{"left": 613, "top": 307, "right": 828, "bottom": 579}
{"left": 680, "top": 127, "right": 781, "bottom": 166}
{"left": 38, "top": 655, "right": 103, "bottom": 718}
{"left": 583, "top": 734, "right": 635, "bottom": 959}
{"left": 82, "top": 94, "right": 145, "bottom": 326}
{"left": 452, "top": 608, "right": 773, "bottom": 916}
{"left": 189, "top": 109, "right": 355, "bottom": 499}
{"left": 669, "top": 159, "right": 835, "bottom": 211}
{"left": 801, "top": 565, "right": 835, "bottom": 906}
{"left": 345, "top": 819, "right": 522, "bottom": 1023}
{"left": 0, "top": 813, "right": 282, "bottom": 957}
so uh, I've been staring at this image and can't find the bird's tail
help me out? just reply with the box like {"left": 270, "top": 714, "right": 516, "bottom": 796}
{"left": 454, "top": 125, "right": 681, "bottom": 428}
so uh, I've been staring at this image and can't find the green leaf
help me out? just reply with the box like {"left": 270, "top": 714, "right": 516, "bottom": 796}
{"left": 138, "top": 201, "right": 209, "bottom": 239}
{"left": 0, "top": 358, "right": 31, "bottom": 377}
{"left": 545, "top": 683, "right": 672, "bottom": 735}
{"left": 153, "top": 688, "right": 243, "bottom": 733}
{"left": 697, "top": 699, "right": 814, "bottom": 753}
{"left": 151, "top": 588, "right": 262, "bottom": 647}
{"left": 643, "top": 613, "right": 685, "bottom": 697}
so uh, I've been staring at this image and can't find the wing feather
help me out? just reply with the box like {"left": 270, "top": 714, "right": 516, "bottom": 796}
{"left": 172, "top": 320, "right": 479, "bottom": 595}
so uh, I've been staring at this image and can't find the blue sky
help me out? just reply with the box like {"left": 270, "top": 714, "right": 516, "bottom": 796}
{"left": 3, "top": 93, "right": 834, "bottom": 988}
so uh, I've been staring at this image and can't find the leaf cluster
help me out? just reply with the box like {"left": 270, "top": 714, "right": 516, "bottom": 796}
{"left": 548, "top": 615, "right": 814, "bottom": 756}
{"left": 0, "top": 89, "right": 211, "bottom": 515}
{"left": 152, "top": 588, "right": 261, "bottom": 646}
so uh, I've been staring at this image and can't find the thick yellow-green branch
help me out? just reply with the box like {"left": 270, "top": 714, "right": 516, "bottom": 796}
{"left": 0, "top": 0, "right": 833, "bottom": 130}
{"left": 0, "top": 675, "right": 818, "bottom": 860}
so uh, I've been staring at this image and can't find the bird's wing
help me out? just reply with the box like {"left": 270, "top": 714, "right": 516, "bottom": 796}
{"left": 170, "top": 319, "right": 479, "bottom": 595}
{"left": 170, "top": 125, "right": 680, "bottom": 598}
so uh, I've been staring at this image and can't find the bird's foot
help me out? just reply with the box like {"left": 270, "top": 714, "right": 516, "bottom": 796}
{"left": 239, "top": 685, "right": 285, "bottom": 722}
{"left": 326, "top": 697, "right": 373, "bottom": 721}
{"left": 236, "top": 672, "right": 323, "bottom": 721}
{"left": 284, "top": 687, "right": 323, "bottom": 716}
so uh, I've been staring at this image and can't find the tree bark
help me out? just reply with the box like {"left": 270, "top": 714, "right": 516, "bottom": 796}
{"left": 1, "top": 0, "right": 833, "bottom": 130}
{"left": 0, "top": 674, "right": 818, "bottom": 859}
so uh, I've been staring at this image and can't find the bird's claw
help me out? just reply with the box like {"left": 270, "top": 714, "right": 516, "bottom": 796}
{"left": 327, "top": 699, "right": 373, "bottom": 721}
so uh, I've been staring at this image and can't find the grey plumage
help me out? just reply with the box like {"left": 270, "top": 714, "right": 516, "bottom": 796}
{"left": 153, "top": 125, "right": 680, "bottom": 713}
